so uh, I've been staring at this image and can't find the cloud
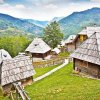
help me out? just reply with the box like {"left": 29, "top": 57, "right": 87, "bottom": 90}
{"left": 91, "top": 0, "right": 100, "bottom": 2}
{"left": 0, "top": 0, "right": 4, "bottom": 4}
{"left": 15, "top": 4, "right": 26, "bottom": 9}
{"left": 44, "top": 4, "right": 58, "bottom": 9}
{"left": 0, "top": 0, "right": 100, "bottom": 20}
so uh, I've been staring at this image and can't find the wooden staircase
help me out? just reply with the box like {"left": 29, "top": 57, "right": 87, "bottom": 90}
{"left": 13, "top": 82, "right": 30, "bottom": 100}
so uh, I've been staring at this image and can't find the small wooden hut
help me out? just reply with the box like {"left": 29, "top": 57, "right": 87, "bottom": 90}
{"left": 25, "top": 38, "right": 51, "bottom": 61}
{"left": 0, "top": 55, "right": 35, "bottom": 94}
{"left": 65, "top": 35, "right": 76, "bottom": 52}
{"left": 71, "top": 32, "right": 100, "bottom": 78}
{"left": 74, "top": 26, "right": 100, "bottom": 49}
{"left": 52, "top": 47, "right": 61, "bottom": 55}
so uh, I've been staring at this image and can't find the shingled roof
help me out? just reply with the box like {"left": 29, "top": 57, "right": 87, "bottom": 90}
{"left": 65, "top": 35, "right": 76, "bottom": 44}
{"left": 0, "top": 49, "right": 12, "bottom": 64}
{"left": 25, "top": 38, "right": 51, "bottom": 54}
{"left": 70, "top": 32, "right": 100, "bottom": 65}
{"left": 1, "top": 55, "right": 35, "bottom": 86}
{"left": 78, "top": 27, "right": 100, "bottom": 37}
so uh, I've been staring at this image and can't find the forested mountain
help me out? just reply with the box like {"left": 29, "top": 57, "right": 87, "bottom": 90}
{"left": 23, "top": 19, "right": 48, "bottom": 28}
{"left": 59, "top": 7, "right": 100, "bottom": 38}
{"left": 0, "top": 7, "right": 100, "bottom": 39}
{"left": 0, "top": 13, "right": 43, "bottom": 36}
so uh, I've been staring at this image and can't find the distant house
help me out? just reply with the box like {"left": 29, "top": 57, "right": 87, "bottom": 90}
{"left": 65, "top": 35, "right": 76, "bottom": 52}
{"left": 25, "top": 38, "right": 51, "bottom": 61}
{"left": 0, "top": 49, "right": 12, "bottom": 64}
{"left": 0, "top": 55, "right": 35, "bottom": 94}
{"left": 75, "top": 26, "right": 100, "bottom": 49}
{"left": 71, "top": 32, "right": 100, "bottom": 78}
{"left": 52, "top": 47, "right": 61, "bottom": 55}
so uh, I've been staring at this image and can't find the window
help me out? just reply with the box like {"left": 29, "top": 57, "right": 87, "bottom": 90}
{"left": 80, "top": 35, "right": 84, "bottom": 42}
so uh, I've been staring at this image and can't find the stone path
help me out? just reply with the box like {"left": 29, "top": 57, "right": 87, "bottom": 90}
{"left": 34, "top": 59, "right": 69, "bottom": 82}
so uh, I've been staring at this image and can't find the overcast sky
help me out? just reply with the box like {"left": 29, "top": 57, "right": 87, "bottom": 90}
{"left": 0, "top": 0, "right": 100, "bottom": 21}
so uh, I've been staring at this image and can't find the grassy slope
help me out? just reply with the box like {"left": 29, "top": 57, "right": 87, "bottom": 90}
{"left": 58, "top": 52, "right": 70, "bottom": 57}
{"left": 25, "top": 63, "right": 100, "bottom": 100}
{"left": 34, "top": 64, "right": 60, "bottom": 78}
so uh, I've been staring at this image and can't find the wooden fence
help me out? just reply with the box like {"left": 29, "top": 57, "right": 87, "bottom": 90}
{"left": 33, "top": 57, "right": 68, "bottom": 68}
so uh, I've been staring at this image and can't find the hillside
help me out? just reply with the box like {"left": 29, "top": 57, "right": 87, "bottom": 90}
{"left": 59, "top": 7, "right": 100, "bottom": 38}
{"left": 0, "top": 7, "right": 100, "bottom": 38}
{"left": 23, "top": 19, "right": 48, "bottom": 28}
{"left": 0, "top": 13, "right": 43, "bottom": 36}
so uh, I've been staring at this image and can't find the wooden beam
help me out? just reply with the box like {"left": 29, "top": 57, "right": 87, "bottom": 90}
{"left": 10, "top": 92, "right": 15, "bottom": 100}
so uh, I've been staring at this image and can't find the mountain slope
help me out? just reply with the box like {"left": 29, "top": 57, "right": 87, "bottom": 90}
{"left": 23, "top": 19, "right": 48, "bottom": 28}
{"left": 50, "top": 17, "right": 64, "bottom": 22}
{"left": 59, "top": 7, "right": 100, "bottom": 38}
{"left": 0, "top": 13, "right": 43, "bottom": 36}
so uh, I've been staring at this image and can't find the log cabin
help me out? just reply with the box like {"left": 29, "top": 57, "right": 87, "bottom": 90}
{"left": 25, "top": 38, "right": 51, "bottom": 61}
{"left": 0, "top": 55, "right": 35, "bottom": 94}
{"left": 74, "top": 26, "right": 100, "bottom": 49}
{"left": 71, "top": 32, "right": 100, "bottom": 78}
{"left": 65, "top": 35, "right": 76, "bottom": 52}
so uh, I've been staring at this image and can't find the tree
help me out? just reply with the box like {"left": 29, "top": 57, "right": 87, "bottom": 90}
{"left": 0, "top": 36, "right": 31, "bottom": 57}
{"left": 43, "top": 21, "right": 63, "bottom": 48}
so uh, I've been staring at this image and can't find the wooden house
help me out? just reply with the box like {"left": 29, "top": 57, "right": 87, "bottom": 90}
{"left": 74, "top": 26, "right": 100, "bottom": 49}
{"left": 65, "top": 35, "right": 76, "bottom": 52}
{"left": 70, "top": 32, "right": 100, "bottom": 78}
{"left": 25, "top": 38, "right": 51, "bottom": 61}
{"left": 0, "top": 55, "right": 35, "bottom": 94}
{"left": 52, "top": 47, "right": 61, "bottom": 55}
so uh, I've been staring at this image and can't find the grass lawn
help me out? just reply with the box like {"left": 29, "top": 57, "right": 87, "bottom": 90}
{"left": 25, "top": 63, "right": 100, "bottom": 100}
{"left": 58, "top": 52, "right": 70, "bottom": 57}
{"left": 33, "top": 64, "right": 60, "bottom": 78}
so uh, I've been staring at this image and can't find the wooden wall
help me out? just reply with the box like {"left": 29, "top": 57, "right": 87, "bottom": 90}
{"left": 2, "top": 76, "right": 33, "bottom": 94}
{"left": 66, "top": 43, "right": 75, "bottom": 52}
{"left": 32, "top": 50, "right": 51, "bottom": 59}
{"left": 74, "top": 58, "right": 100, "bottom": 78}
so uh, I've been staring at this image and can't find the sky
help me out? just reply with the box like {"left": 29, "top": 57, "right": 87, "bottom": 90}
{"left": 0, "top": 0, "right": 100, "bottom": 21}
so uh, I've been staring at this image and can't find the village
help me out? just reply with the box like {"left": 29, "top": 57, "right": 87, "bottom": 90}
{"left": 0, "top": 26, "right": 100, "bottom": 99}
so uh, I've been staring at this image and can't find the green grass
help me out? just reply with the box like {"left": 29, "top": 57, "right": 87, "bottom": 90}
{"left": 25, "top": 63, "right": 100, "bottom": 100}
{"left": 58, "top": 52, "right": 70, "bottom": 57}
{"left": 34, "top": 64, "right": 60, "bottom": 78}
{"left": 0, "top": 87, "right": 4, "bottom": 100}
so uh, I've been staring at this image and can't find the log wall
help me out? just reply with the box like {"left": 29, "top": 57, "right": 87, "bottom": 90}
{"left": 74, "top": 58, "right": 100, "bottom": 78}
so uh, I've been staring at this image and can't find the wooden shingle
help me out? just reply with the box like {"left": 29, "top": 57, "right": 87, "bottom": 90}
{"left": 1, "top": 55, "right": 35, "bottom": 86}
{"left": 71, "top": 32, "right": 100, "bottom": 65}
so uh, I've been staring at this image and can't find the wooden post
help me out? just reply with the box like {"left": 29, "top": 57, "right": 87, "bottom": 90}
{"left": 73, "top": 58, "right": 75, "bottom": 70}
{"left": 10, "top": 92, "right": 14, "bottom": 100}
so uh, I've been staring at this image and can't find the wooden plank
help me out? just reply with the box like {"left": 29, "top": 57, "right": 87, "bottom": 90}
{"left": 13, "top": 82, "right": 30, "bottom": 100}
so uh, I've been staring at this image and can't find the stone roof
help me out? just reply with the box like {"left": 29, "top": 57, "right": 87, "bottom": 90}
{"left": 70, "top": 32, "right": 100, "bottom": 65}
{"left": 78, "top": 27, "right": 100, "bottom": 37}
{"left": 1, "top": 55, "right": 35, "bottom": 86}
{"left": 0, "top": 49, "right": 12, "bottom": 64}
{"left": 65, "top": 35, "right": 76, "bottom": 44}
{"left": 25, "top": 38, "right": 51, "bottom": 54}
